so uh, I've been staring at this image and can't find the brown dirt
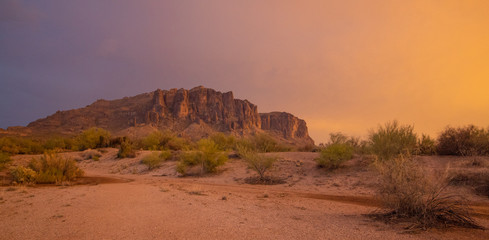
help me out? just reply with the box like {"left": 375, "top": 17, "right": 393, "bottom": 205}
{"left": 1, "top": 150, "right": 488, "bottom": 239}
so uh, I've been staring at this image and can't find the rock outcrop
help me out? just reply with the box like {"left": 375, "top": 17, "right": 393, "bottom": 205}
{"left": 24, "top": 86, "right": 314, "bottom": 146}
{"left": 260, "top": 112, "right": 313, "bottom": 145}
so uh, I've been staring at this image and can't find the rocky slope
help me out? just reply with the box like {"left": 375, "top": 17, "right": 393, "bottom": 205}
{"left": 21, "top": 86, "right": 314, "bottom": 146}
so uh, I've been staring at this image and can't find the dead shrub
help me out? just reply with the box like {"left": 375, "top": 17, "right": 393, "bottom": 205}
{"left": 373, "top": 155, "right": 482, "bottom": 230}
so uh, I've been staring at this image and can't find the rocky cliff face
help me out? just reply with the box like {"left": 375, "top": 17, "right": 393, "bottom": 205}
{"left": 25, "top": 86, "right": 314, "bottom": 146}
{"left": 260, "top": 112, "right": 313, "bottom": 145}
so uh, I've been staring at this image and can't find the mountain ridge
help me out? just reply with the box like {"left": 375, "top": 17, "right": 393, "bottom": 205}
{"left": 6, "top": 86, "right": 315, "bottom": 146}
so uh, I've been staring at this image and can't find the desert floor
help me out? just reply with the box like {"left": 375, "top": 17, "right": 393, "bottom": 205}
{"left": 1, "top": 149, "right": 489, "bottom": 240}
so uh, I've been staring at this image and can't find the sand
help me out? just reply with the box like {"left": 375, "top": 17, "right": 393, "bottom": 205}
{"left": 1, "top": 150, "right": 488, "bottom": 239}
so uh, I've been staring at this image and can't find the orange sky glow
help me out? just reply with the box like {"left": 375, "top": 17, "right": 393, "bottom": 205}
{"left": 1, "top": 0, "right": 489, "bottom": 144}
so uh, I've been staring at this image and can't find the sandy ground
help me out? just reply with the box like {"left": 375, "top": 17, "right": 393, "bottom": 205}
{"left": 1, "top": 150, "right": 488, "bottom": 240}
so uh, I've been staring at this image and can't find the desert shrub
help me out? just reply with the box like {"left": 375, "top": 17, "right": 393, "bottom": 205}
{"left": 43, "top": 136, "right": 73, "bottom": 151}
{"left": 117, "top": 138, "right": 136, "bottom": 158}
{"left": 374, "top": 155, "right": 481, "bottom": 229}
{"left": 29, "top": 153, "right": 84, "bottom": 184}
{"left": 234, "top": 138, "right": 256, "bottom": 153}
{"left": 176, "top": 139, "right": 227, "bottom": 175}
{"left": 0, "top": 137, "right": 45, "bottom": 155}
{"left": 369, "top": 121, "right": 417, "bottom": 161}
{"left": 417, "top": 134, "right": 436, "bottom": 155}
{"left": 316, "top": 143, "right": 354, "bottom": 169}
{"left": 141, "top": 151, "right": 172, "bottom": 170}
{"left": 0, "top": 152, "right": 12, "bottom": 170}
{"left": 10, "top": 166, "right": 37, "bottom": 184}
{"left": 73, "top": 127, "right": 111, "bottom": 151}
{"left": 252, "top": 133, "right": 291, "bottom": 152}
{"left": 297, "top": 143, "right": 315, "bottom": 152}
{"left": 236, "top": 133, "right": 290, "bottom": 153}
{"left": 140, "top": 131, "right": 192, "bottom": 151}
{"left": 324, "top": 132, "right": 369, "bottom": 154}
{"left": 210, "top": 133, "right": 236, "bottom": 151}
{"left": 437, "top": 125, "right": 489, "bottom": 156}
{"left": 237, "top": 145, "right": 277, "bottom": 180}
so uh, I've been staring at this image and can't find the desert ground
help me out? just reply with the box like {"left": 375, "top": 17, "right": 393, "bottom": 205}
{"left": 1, "top": 149, "right": 488, "bottom": 240}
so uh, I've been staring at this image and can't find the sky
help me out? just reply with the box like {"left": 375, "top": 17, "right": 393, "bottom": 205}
{"left": 1, "top": 0, "right": 489, "bottom": 144}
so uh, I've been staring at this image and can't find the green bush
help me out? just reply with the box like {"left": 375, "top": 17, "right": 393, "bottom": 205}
{"left": 142, "top": 151, "right": 172, "bottom": 170}
{"left": 437, "top": 125, "right": 489, "bottom": 156}
{"left": 316, "top": 143, "right": 354, "bottom": 169}
{"left": 140, "top": 131, "right": 192, "bottom": 151}
{"left": 369, "top": 121, "right": 417, "bottom": 161}
{"left": 10, "top": 166, "right": 37, "bottom": 184}
{"left": 117, "top": 139, "right": 136, "bottom": 158}
{"left": 73, "top": 127, "right": 111, "bottom": 151}
{"left": 210, "top": 133, "right": 236, "bottom": 151}
{"left": 28, "top": 153, "right": 84, "bottom": 184}
{"left": 176, "top": 139, "right": 227, "bottom": 175}
{"left": 0, "top": 137, "right": 45, "bottom": 155}
{"left": 237, "top": 145, "right": 277, "bottom": 180}
{"left": 0, "top": 152, "right": 12, "bottom": 170}
{"left": 43, "top": 136, "right": 73, "bottom": 151}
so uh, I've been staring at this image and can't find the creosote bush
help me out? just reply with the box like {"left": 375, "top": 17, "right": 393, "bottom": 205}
{"left": 369, "top": 121, "right": 417, "bottom": 161}
{"left": 10, "top": 166, "right": 37, "bottom": 184}
{"left": 374, "top": 155, "right": 481, "bottom": 230}
{"left": 237, "top": 145, "right": 277, "bottom": 181}
{"left": 27, "top": 153, "right": 84, "bottom": 184}
{"left": 73, "top": 127, "right": 111, "bottom": 151}
{"left": 140, "top": 131, "right": 192, "bottom": 151}
{"left": 117, "top": 138, "right": 136, "bottom": 158}
{"left": 437, "top": 125, "right": 489, "bottom": 156}
{"left": 210, "top": 133, "right": 236, "bottom": 151}
{"left": 142, "top": 151, "right": 172, "bottom": 170}
{"left": 0, "top": 152, "right": 12, "bottom": 170}
{"left": 316, "top": 143, "right": 354, "bottom": 169}
{"left": 417, "top": 134, "right": 436, "bottom": 155}
{"left": 176, "top": 139, "right": 227, "bottom": 175}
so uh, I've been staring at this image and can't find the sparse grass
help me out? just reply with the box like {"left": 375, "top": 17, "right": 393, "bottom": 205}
{"left": 316, "top": 143, "right": 353, "bottom": 170}
{"left": 141, "top": 151, "right": 172, "bottom": 170}
{"left": 373, "top": 155, "right": 482, "bottom": 230}
{"left": 187, "top": 191, "right": 207, "bottom": 196}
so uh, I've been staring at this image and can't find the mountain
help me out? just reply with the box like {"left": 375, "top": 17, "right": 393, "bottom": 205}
{"left": 10, "top": 86, "right": 314, "bottom": 146}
